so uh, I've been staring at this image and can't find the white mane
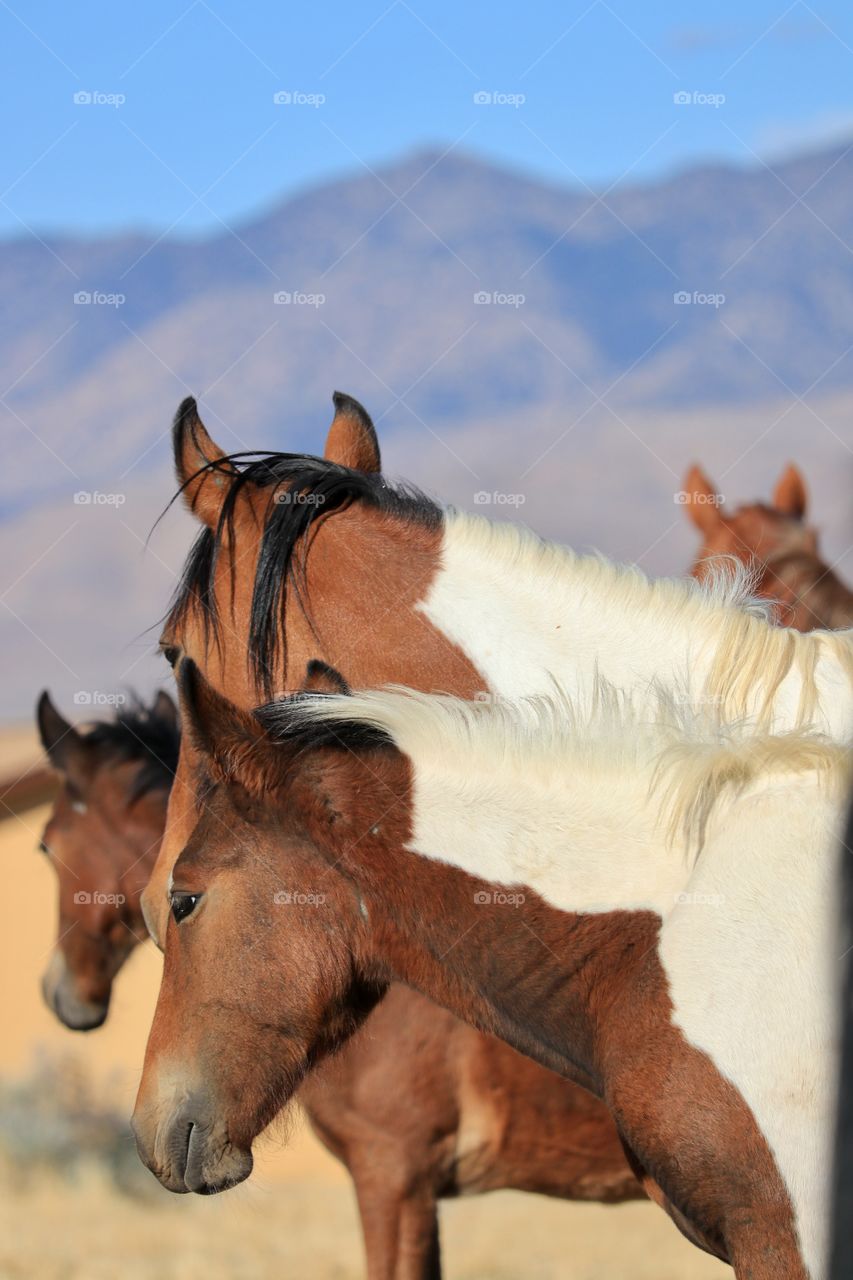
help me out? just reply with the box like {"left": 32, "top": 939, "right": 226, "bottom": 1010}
{"left": 284, "top": 681, "right": 850, "bottom": 851}
{"left": 424, "top": 510, "right": 853, "bottom": 735}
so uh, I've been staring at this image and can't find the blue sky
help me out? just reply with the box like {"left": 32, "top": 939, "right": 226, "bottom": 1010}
{"left": 2, "top": 0, "right": 853, "bottom": 238}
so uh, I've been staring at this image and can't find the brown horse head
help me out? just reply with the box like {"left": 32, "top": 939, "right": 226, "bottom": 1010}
{"left": 133, "top": 660, "right": 400, "bottom": 1193}
{"left": 682, "top": 464, "right": 853, "bottom": 631}
{"left": 144, "top": 392, "right": 479, "bottom": 947}
{"left": 37, "top": 690, "right": 179, "bottom": 1030}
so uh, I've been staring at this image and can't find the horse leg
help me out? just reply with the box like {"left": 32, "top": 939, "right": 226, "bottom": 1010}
{"left": 352, "top": 1168, "right": 442, "bottom": 1280}
{"left": 394, "top": 1192, "right": 441, "bottom": 1280}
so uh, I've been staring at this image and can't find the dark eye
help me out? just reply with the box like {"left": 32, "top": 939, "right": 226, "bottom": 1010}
{"left": 38, "top": 839, "right": 49, "bottom": 856}
{"left": 161, "top": 645, "right": 180, "bottom": 668}
{"left": 170, "top": 891, "right": 202, "bottom": 923}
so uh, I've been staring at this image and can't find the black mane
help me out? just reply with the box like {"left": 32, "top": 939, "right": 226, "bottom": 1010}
{"left": 83, "top": 698, "right": 180, "bottom": 803}
{"left": 165, "top": 402, "right": 442, "bottom": 697}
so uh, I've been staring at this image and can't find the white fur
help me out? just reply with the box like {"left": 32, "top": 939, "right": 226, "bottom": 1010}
{"left": 283, "top": 685, "right": 849, "bottom": 1278}
{"left": 418, "top": 511, "right": 853, "bottom": 740}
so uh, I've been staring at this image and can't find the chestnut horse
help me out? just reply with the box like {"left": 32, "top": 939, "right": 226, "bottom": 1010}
{"left": 134, "top": 661, "right": 849, "bottom": 1280}
{"left": 36, "top": 690, "right": 178, "bottom": 1029}
{"left": 684, "top": 463, "right": 853, "bottom": 631}
{"left": 34, "top": 698, "right": 641, "bottom": 1278}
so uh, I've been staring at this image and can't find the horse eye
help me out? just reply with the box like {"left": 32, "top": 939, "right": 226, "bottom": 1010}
{"left": 161, "top": 645, "right": 180, "bottom": 668}
{"left": 38, "top": 839, "right": 49, "bottom": 856}
{"left": 170, "top": 891, "right": 202, "bottom": 924}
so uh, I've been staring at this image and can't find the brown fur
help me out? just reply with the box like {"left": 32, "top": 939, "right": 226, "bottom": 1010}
{"left": 134, "top": 666, "right": 805, "bottom": 1278}
{"left": 685, "top": 463, "right": 853, "bottom": 631}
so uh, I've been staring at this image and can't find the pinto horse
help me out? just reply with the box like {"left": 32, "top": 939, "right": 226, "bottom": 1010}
{"left": 34, "top": 698, "right": 641, "bottom": 1278}
{"left": 134, "top": 660, "right": 849, "bottom": 1280}
{"left": 146, "top": 395, "right": 853, "bottom": 947}
{"left": 684, "top": 463, "right": 853, "bottom": 631}
{"left": 36, "top": 690, "right": 178, "bottom": 1029}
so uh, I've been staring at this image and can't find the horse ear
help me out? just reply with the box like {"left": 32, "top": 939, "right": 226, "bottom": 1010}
{"left": 172, "top": 397, "right": 237, "bottom": 529}
{"left": 36, "top": 691, "right": 84, "bottom": 775}
{"left": 773, "top": 464, "right": 807, "bottom": 520}
{"left": 301, "top": 660, "right": 351, "bottom": 695}
{"left": 152, "top": 690, "right": 179, "bottom": 732}
{"left": 324, "top": 392, "right": 381, "bottom": 473}
{"left": 682, "top": 465, "right": 722, "bottom": 534}
{"left": 178, "top": 661, "right": 254, "bottom": 759}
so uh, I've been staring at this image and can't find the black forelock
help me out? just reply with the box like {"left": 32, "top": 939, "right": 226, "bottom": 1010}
{"left": 82, "top": 698, "right": 180, "bottom": 804}
{"left": 164, "top": 442, "right": 442, "bottom": 698}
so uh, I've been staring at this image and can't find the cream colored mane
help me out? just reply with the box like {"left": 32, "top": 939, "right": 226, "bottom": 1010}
{"left": 287, "top": 680, "right": 850, "bottom": 852}
{"left": 443, "top": 510, "right": 853, "bottom": 728}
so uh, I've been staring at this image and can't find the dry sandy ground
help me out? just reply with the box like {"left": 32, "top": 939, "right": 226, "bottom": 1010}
{"left": 1, "top": 797, "right": 731, "bottom": 1279}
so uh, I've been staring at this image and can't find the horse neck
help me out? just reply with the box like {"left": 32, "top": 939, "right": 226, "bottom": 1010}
{"left": 324, "top": 745, "right": 686, "bottom": 1088}
{"left": 419, "top": 512, "right": 850, "bottom": 737}
{"left": 764, "top": 550, "right": 853, "bottom": 632}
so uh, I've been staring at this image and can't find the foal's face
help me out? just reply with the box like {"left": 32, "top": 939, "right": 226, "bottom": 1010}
{"left": 39, "top": 760, "right": 165, "bottom": 1029}
{"left": 133, "top": 772, "right": 383, "bottom": 1194}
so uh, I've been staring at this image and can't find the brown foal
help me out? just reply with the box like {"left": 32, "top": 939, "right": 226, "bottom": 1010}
{"left": 35, "top": 692, "right": 640, "bottom": 1279}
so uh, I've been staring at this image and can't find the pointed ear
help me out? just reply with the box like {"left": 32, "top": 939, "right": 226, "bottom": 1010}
{"left": 178, "top": 660, "right": 279, "bottom": 788}
{"left": 152, "top": 690, "right": 179, "bottom": 733}
{"left": 36, "top": 691, "right": 86, "bottom": 776}
{"left": 683, "top": 465, "right": 723, "bottom": 534}
{"left": 302, "top": 660, "right": 351, "bottom": 695}
{"left": 172, "top": 397, "right": 237, "bottom": 529}
{"left": 324, "top": 392, "right": 381, "bottom": 473}
{"left": 773, "top": 463, "right": 807, "bottom": 520}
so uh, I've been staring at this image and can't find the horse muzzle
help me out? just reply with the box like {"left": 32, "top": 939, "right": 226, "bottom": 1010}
{"left": 131, "top": 1094, "right": 253, "bottom": 1195}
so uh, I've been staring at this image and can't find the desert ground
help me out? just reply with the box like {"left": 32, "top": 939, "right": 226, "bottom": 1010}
{"left": 0, "top": 725, "right": 731, "bottom": 1279}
